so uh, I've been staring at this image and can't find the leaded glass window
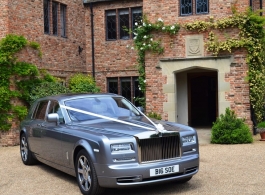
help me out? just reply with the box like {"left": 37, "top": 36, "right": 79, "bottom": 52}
{"left": 106, "top": 7, "right": 142, "bottom": 41}
{"left": 52, "top": 2, "right": 58, "bottom": 35}
{"left": 119, "top": 9, "right": 129, "bottom": 39}
{"left": 107, "top": 77, "right": 144, "bottom": 106}
{"left": 106, "top": 10, "right": 117, "bottom": 40}
{"left": 180, "top": 0, "right": 209, "bottom": 16}
{"left": 196, "top": 0, "right": 208, "bottom": 14}
{"left": 43, "top": 1, "right": 67, "bottom": 37}
{"left": 132, "top": 7, "right": 142, "bottom": 33}
{"left": 44, "top": 0, "right": 50, "bottom": 34}
{"left": 180, "top": 0, "right": 192, "bottom": 16}
{"left": 60, "top": 4, "right": 67, "bottom": 37}
{"left": 133, "top": 78, "right": 143, "bottom": 107}
{"left": 108, "top": 78, "right": 118, "bottom": 94}
{"left": 121, "top": 78, "right": 131, "bottom": 101}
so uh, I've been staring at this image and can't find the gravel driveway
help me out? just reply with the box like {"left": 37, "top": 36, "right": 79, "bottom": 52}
{"left": 0, "top": 134, "right": 264, "bottom": 195}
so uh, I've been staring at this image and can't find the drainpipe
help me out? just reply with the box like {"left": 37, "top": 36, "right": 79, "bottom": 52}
{"left": 90, "top": 3, "right": 95, "bottom": 79}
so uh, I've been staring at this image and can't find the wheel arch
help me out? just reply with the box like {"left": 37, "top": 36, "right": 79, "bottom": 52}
{"left": 73, "top": 139, "right": 97, "bottom": 166}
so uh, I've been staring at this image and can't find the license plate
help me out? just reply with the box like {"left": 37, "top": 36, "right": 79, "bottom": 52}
{"left": 150, "top": 165, "right": 179, "bottom": 177}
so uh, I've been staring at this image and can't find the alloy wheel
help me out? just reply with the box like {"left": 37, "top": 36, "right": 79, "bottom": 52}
{"left": 77, "top": 155, "right": 92, "bottom": 192}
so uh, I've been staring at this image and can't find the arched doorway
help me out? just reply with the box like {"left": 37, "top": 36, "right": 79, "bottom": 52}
{"left": 188, "top": 72, "right": 218, "bottom": 127}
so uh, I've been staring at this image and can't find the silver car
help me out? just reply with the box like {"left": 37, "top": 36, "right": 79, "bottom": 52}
{"left": 20, "top": 93, "right": 199, "bottom": 195}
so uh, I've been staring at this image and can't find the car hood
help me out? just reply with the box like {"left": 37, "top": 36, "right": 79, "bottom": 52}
{"left": 70, "top": 116, "right": 195, "bottom": 139}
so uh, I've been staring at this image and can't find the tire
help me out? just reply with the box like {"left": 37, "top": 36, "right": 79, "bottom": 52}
{"left": 75, "top": 149, "right": 104, "bottom": 195}
{"left": 20, "top": 133, "right": 37, "bottom": 165}
{"left": 177, "top": 176, "right": 192, "bottom": 184}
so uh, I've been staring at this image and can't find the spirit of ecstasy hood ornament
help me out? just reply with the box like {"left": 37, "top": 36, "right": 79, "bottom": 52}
{"left": 155, "top": 123, "right": 165, "bottom": 134}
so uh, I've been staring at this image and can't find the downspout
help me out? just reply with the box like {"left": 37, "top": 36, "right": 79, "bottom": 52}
{"left": 90, "top": 3, "right": 95, "bottom": 79}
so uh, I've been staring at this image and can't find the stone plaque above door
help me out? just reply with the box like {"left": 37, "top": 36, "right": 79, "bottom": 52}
{"left": 185, "top": 35, "right": 204, "bottom": 58}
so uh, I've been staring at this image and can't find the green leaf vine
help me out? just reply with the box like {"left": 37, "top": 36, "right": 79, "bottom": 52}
{"left": 0, "top": 34, "right": 43, "bottom": 131}
{"left": 130, "top": 16, "right": 180, "bottom": 107}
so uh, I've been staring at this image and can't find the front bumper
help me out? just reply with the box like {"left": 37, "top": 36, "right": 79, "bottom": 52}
{"left": 95, "top": 154, "right": 199, "bottom": 188}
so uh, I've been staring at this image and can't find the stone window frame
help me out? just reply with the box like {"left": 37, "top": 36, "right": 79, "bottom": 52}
{"left": 180, "top": 0, "right": 209, "bottom": 16}
{"left": 107, "top": 77, "right": 144, "bottom": 107}
{"left": 43, "top": 0, "right": 67, "bottom": 38}
{"left": 105, "top": 7, "right": 142, "bottom": 41}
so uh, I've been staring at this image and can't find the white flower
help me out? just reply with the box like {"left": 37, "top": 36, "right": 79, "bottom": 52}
{"left": 143, "top": 35, "right": 147, "bottom": 39}
{"left": 143, "top": 43, "right": 146, "bottom": 46}
{"left": 133, "top": 32, "right": 138, "bottom": 35}
{"left": 158, "top": 18, "right": 163, "bottom": 22}
{"left": 131, "top": 47, "right": 134, "bottom": 50}
{"left": 140, "top": 47, "right": 144, "bottom": 50}
{"left": 139, "top": 87, "right": 141, "bottom": 90}
{"left": 126, "top": 45, "right": 129, "bottom": 48}
{"left": 143, "top": 22, "right": 146, "bottom": 26}
{"left": 150, "top": 38, "right": 153, "bottom": 41}
{"left": 148, "top": 44, "right": 151, "bottom": 47}
{"left": 135, "top": 22, "right": 138, "bottom": 26}
{"left": 171, "top": 25, "right": 175, "bottom": 30}
{"left": 149, "top": 24, "right": 151, "bottom": 26}
{"left": 162, "top": 27, "right": 165, "bottom": 30}
{"left": 134, "top": 36, "right": 137, "bottom": 40}
{"left": 144, "top": 80, "right": 146, "bottom": 83}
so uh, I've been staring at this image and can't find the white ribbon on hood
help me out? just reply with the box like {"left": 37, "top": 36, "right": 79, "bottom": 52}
{"left": 60, "top": 105, "right": 165, "bottom": 133}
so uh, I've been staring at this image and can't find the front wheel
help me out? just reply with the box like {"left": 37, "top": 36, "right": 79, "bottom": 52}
{"left": 20, "top": 133, "right": 37, "bottom": 165}
{"left": 75, "top": 149, "right": 104, "bottom": 195}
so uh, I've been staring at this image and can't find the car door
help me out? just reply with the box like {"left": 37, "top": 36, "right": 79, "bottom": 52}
{"left": 28, "top": 100, "right": 49, "bottom": 156}
{"left": 40, "top": 100, "right": 64, "bottom": 165}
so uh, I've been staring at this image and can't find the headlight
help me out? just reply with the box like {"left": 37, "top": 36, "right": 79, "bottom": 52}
{"left": 110, "top": 143, "right": 134, "bottom": 153}
{"left": 182, "top": 135, "right": 196, "bottom": 145}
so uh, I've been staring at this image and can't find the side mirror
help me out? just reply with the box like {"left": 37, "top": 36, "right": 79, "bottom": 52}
{"left": 47, "top": 113, "right": 59, "bottom": 124}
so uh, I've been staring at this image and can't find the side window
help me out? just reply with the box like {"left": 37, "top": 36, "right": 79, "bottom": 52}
{"left": 33, "top": 101, "right": 49, "bottom": 120}
{"left": 48, "top": 101, "right": 65, "bottom": 124}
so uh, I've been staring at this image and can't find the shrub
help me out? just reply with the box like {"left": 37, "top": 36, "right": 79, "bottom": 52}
{"left": 68, "top": 73, "right": 100, "bottom": 93}
{"left": 211, "top": 108, "right": 253, "bottom": 144}
{"left": 29, "top": 82, "right": 70, "bottom": 104}
{"left": 147, "top": 112, "right": 162, "bottom": 120}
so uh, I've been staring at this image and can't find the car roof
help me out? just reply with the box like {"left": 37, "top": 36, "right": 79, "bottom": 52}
{"left": 36, "top": 93, "right": 122, "bottom": 102}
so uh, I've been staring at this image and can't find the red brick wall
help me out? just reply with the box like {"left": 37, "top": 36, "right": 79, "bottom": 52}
{"left": 8, "top": 0, "right": 88, "bottom": 78}
{"left": 0, "top": 0, "right": 9, "bottom": 38}
{"left": 89, "top": 0, "right": 143, "bottom": 92}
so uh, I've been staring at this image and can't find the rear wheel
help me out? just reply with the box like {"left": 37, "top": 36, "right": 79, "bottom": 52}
{"left": 75, "top": 149, "right": 104, "bottom": 195}
{"left": 20, "top": 133, "right": 37, "bottom": 165}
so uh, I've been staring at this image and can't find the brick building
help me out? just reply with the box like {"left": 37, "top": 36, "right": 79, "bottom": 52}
{"left": 0, "top": 0, "right": 263, "bottom": 145}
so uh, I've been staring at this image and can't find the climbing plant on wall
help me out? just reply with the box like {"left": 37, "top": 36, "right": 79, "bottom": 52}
{"left": 0, "top": 34, "right": 45, "bottom": 131}
{"left": 132, "top": 8, "right": 265, "bottom": 123}
{"left": 130, "top": 16, "right": 180, "bottom": 107}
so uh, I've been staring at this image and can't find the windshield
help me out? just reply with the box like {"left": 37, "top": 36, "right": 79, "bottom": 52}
{"left": 64, "top": 96, "right": 142, "bottom": 121}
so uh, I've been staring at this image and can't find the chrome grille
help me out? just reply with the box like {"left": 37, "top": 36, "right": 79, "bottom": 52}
{"left": 138, "top": 135, "right": 180, "bottom": 163}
